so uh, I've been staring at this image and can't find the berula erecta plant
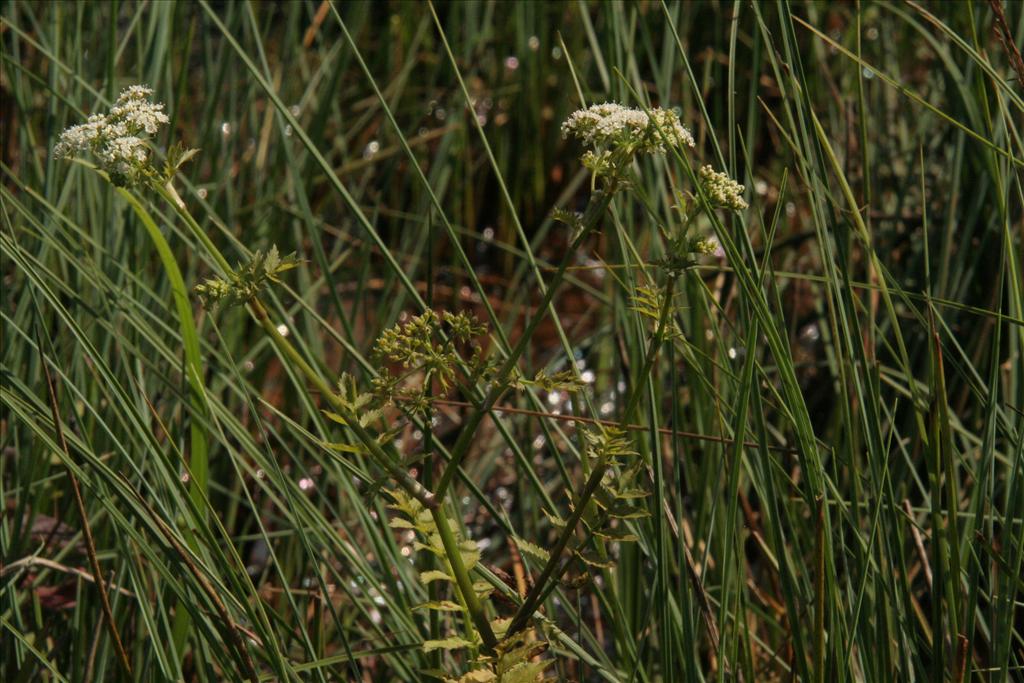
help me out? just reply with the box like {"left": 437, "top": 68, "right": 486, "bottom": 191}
{"left": 53, "top": 89, "right": 746, "bottom": 681}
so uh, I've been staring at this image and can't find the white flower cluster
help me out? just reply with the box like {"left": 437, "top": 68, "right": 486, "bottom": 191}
{"left": 699, "top": 165, "right": 748, "bottom": 211}
{"left": 562, "top": 102, "right": 695, "bottom": 153}
{"left": 54, "top": 85, "right": 169, "bottom": 184}
{"left": 108, "top": 85, "right": 170, "bottom": 134}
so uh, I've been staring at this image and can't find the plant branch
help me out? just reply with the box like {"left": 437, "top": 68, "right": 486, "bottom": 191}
{"left": 505, "top": 459, "right": 609, "bottom": 637}
{"left": 506, "top": 274, "right": 679, "bottom": 637}
{"left": 433, "top": 184, "right": 617, "bottom": 499}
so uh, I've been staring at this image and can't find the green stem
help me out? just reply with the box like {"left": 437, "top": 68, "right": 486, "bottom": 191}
{"left": 430, "top": 505, "right": 497, "bottom": 649}
{"left": 434, "top": 185, "right": 617, "bottom": 499}
{"left": 505, "top": 458, "right": 609, "bottom": 637}
{"left": 158, "top": 183, "right": 233, "bottom": 276}
{"left": 507, "top": 274, "right": 679, "bottom": 636}
{"left": 116, "top": 187, "right": 208, "bottom": 663}
{"left": 118, "top": 188, "right": 210, "bottom": 515}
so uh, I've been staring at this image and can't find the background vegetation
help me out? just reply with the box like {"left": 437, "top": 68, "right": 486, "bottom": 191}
{"left": 2, "top": 1, "right": 1022, "bottom": 681}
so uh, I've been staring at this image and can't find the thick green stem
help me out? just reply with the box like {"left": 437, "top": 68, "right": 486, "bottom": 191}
{"left": 117, "top": 187, "right": 208, "bottom": 663}
{"left": 118, "top": 188, "right": 210, "bottom": 517}
{"left": 430, "top": 505, "right": 497, "bottom": 649}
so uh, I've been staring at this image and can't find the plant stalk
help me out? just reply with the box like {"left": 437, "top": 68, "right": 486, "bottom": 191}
{"left": 434, "top": 185, "right": 617, "bottom": 499}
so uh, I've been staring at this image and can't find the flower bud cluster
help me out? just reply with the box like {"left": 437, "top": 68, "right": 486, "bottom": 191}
{"left": 53, "top": 85, "right": 169, "bottom": 185}
{"left": 691, "top": 237, "right": 720, "bottom": 256}
{"left": 699, "top": 165, "right": 748, "bottom": 211}
{"left": 562, "top": 103, "right": 695, "bottom": 154}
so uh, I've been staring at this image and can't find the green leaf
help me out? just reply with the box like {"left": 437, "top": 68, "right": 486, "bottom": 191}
{"left": 541, "top": 509, "right": 567, "bottom": 528}
{"left": 576, "top": 549, "right": 615, "bottom": 569}
{"left": 595, "top": 526, "right": 639, "bottom": 542}
{"left": 499, "top": 661, "right": 550, "bottom": 683}
{"left": 419, "top": 570, "right": 453, "bottom": 585}
{"left": 512, "top": 536, "right": 550, "bottom": 562}
{"left": 447, "top": 670, "right": 496, "bottom": 683}
{"left": 422, "top": 637, "right": 475, "bottom": 652}
{"left": 321, "top": 410, "right": 349, "bottom": 425}
{"left": 413, "top": 601, "right": 465, "bottom": 612}
{"left": 388, "top": 518, "right": 417, "bottom": 530}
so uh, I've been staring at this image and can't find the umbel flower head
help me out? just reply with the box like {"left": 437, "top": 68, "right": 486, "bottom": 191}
{"left": 53, "top": 85, "right": 169, "bottom": 185}
{"left": 562, "top": 102, "right": 695, "bottom": 155}
{"left": 699, "top": 164, "right": 748, "bottom": 211}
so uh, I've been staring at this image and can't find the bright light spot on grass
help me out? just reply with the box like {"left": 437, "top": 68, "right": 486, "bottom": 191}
{"left": 197, "top": 188, "right": 208, "bottom": 199}
{"left": 276, "top": 324, "right": 289, "bottom": 337}
{"left": 363, "top": 140, "right": 380, "bottom": 159}
{"left": 298, "top": 477, "right": 314, "bottom": 491}
{"left": 581, "top": 370, "right": 595, "bottom": 384}
{"left": 504, "top": 56, "right": 519, "bottom": 70}
{"left": 220, "top": 121, "right": 231, "bottom": 136}
{"left": 551, "top": 46, "right": 562, "bottom": 60}
{"left": 528, "top": 36, "right": 540, "bottom": 51}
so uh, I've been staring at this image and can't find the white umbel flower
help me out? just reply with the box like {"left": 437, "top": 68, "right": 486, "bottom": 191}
{"left": 99, "top": 136, "right": 148, "bottom": 175}
{"left": 699, "top": 165, "right": 748, "bottom": 211}
{"left": 53, "top": 114, "right": 108, "bottom": 159}
{"left": 109, "top": 86, "right": 169, "bottom": 135}
{"left": 562, "top": 102, "right": 695, "bottom": 153}
{"left": 53, "top": 85, "right": 169, "bottom": 185}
